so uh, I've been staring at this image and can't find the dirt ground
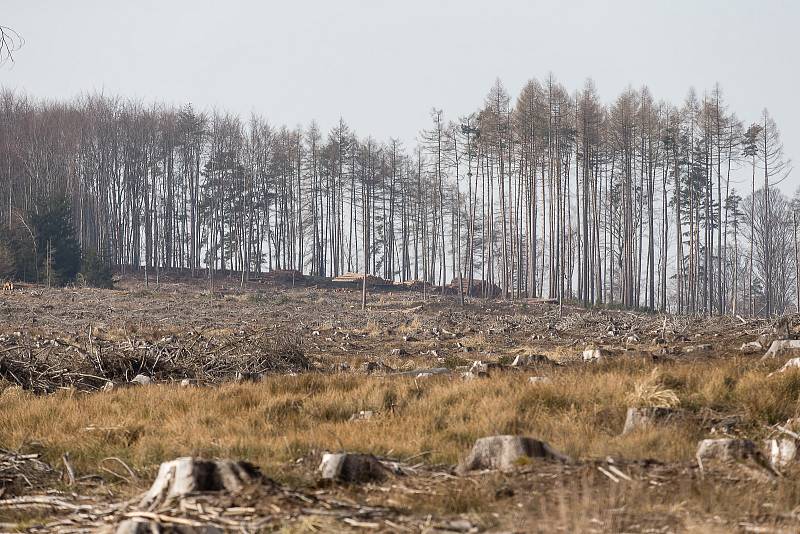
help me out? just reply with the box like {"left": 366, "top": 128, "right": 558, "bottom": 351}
{"left": 2, "top": 273, "right": 800, "bottom": 533}
{"left": 0, "top": 272, "right": 759, "bottom": 383}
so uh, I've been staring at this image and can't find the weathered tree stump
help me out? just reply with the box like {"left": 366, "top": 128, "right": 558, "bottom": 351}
{"left": 116, "top": 518, "right": 222, "bottom": 534}
{"left": 621, "top": 407, "right": 679, "bottom": 435}
{"left": 696, "top": 439, "right": 776, "bottom": 477}
{"left": 318, "top": 453, "right": 388, "bottom": 483}
{"left": 763, "top": 340, "right": 800, "bottom": 359}
{"left": 739, "top": 341, "right": 763, "bottom": 355}
{"left": 511, "top": 354, "right": 552, "bottom": 367}
{"left": 130, "top": 374, "right": 152, "bottom": 386}
{"left": 139, "top": 457, "right": 260, "bottom": 509}
{"left": 582, "top": 346, "right": 609, "bottom": 362}
{"left": 764, "top": 438, "right": 798, "bottom": 470}
{"left": 458, "top": 435, "right": 569, "bottom": 473}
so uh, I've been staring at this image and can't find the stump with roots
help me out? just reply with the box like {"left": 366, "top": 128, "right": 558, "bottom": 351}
{"left": 139, "top": 457, "right": 261, "bottom": 509}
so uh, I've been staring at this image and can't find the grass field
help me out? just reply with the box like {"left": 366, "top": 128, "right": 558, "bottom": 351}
{"left": 4, "top": 357, "right": 797, "bottom": 475}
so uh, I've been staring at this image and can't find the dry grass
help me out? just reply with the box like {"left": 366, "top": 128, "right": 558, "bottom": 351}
{"left": 5, "top": 351, "right": 800, "bottom": 530}
{"left": 627, "top": 368, "right": 681, "bottom": 408}
{"left": 396, "top": 316, "right": 424, "bottom": 334}
{"left": 2, "top": 356, "right": 797, "bottom": 484}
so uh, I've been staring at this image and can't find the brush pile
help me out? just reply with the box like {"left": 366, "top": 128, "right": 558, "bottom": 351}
{"left": 0, "top": 328, "right": 309, "bottom": 393}
{"left": 0, "top": 449, "right": 55, "bottom": 498}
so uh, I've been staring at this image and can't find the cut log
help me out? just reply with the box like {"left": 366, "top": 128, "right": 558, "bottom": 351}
{"left": 332, "top": 273, "right": 392, "bottom": 287}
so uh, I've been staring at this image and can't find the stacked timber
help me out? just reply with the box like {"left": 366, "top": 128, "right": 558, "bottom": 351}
{"left": 526, "top": 297, "right": 559, "bottom": 304}
{"left": 393, "top": 279, "right": 427, "bottom": 291}
{"left": 332, "top": 272, "right": 393, "bottom": 288}
{"left": 261, "top": 269, "right": 305, "bottom": 285}
{"left": 449, "top": 278, "right": 502, "bottom": 298}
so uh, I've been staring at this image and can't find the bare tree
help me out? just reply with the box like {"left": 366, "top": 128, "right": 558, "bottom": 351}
{"left": 0, "top": 25, "right": 23, "bottom": 64}
{"left": 0, "top": 79, "right": 794, "bottom": 316}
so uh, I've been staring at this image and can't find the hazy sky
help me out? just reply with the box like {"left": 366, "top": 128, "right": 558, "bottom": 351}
{"left": 2, "top": 0, "right": 797, "bottom": 190}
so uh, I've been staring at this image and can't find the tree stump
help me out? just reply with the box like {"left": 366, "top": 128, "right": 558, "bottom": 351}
{"left": 318, "top": 453, "right": 388, "bottom": 483}
{"left": 139, "top": 457, "right": 260, "bottom": 509}
{"left": 458, "top": 435, "right": 569, "bottom": 473}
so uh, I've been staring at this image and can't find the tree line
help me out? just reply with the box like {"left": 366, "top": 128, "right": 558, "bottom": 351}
{"left": 0, "top": 76, "right": 794, "bottom": 315}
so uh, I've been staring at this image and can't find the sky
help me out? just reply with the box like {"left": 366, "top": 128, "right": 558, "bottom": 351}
{"left": 1, "top": 0, "right": 797, "bottom": 190}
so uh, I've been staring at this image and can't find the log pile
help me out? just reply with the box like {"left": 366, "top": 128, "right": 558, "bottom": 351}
{"left": 393, "top": 279, "right": 426, "bottom": 291}
{"left": 332, "top": 273, "right": 393, "bottom": 287}
{"left": 259, "top": 269, "right": 305, "bottom": 285}
{"left": 449, "top": 277, "right": 502, "bottom": 297}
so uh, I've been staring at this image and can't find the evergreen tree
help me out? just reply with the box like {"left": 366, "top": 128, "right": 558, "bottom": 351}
{"left": 29, "top": 195, "right": 81, "bottom": 285}
{"left": 81, "top": 248, "right": 114, "bottom": 289}
{"left": 0, "top": 237, "right": 14, "bottom": 279}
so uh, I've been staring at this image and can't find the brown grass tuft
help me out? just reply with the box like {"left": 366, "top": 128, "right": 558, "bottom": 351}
{"left": 626, "top": 369, "right": 681, "bottom": 409}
